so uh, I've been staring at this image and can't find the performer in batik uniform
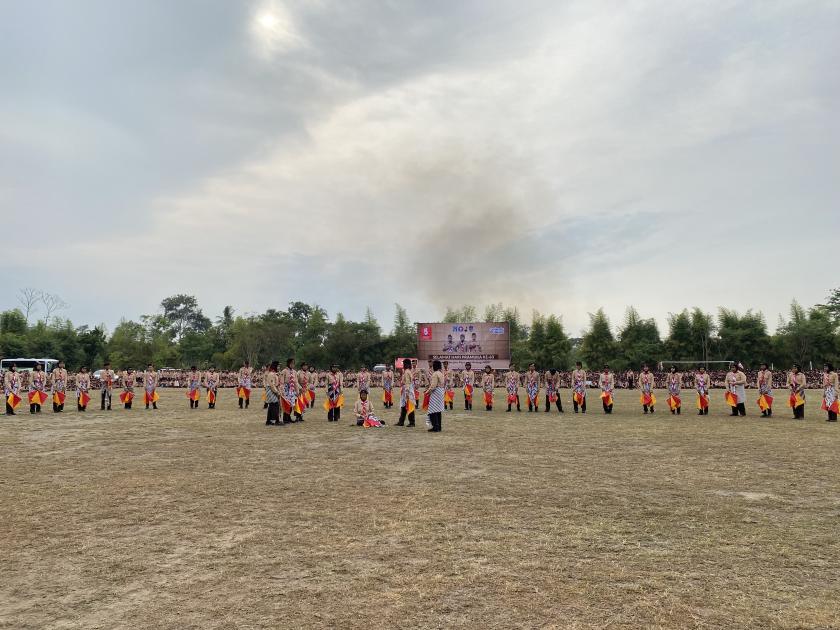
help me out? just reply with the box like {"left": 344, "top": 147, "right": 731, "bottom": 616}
{"left": 598, "top": 365, "right": 615, "bottom": 414}
{"left": 4, "top": 364, "right": 21, "bottom": 415}
{"left": 788, "top": 364, "right": 807, "bottom": 419}
{"left": 237, "top": 361, "right": 252, "bottom": 409}
{"left": 99, "top": 361, "right": 115, "bottom": 411}
{"left": 411, "top": 360, "right": 421, "bottom": 408}
{"left": 296, "top": 362, "right": 311, "bottom": 418}
{"left": 572, "top": 362, "right": 587, "bottom": 414}
{"left": 694, "top": 366, "right": 710, "bottom": 415}
{"left": 442, "top": 361, "right": 454, "bottom": 410}
{"left": 425, "top": 360, "right": 445, "bottom": 432}
{"left": 143, "top": 364, "right": 159, "bottom": 410}
{"left": 525, "top": 364, "right": 540, "bottom": 412}
{"left": 52, "top": 360, "right": 69, "bottom": 413}
{"left": 756, "top": 363, "right": 774, "bottom": 417}
{"left": 354, "top": 390, "right": 384, "bottom": 428}
{"left": 308, "top": 366, "right": 317, "bottom": 408}
{"left": 382, "top": 366, "right": 394, "bottom": 409}
{"left": 725, "top": 362, "right": 747, "bottom": 417}
{"left": 639, "top": 364, "right": 656, "bottom": 414}
{"left": 120, "top": 368, "right": 135, "bottom": 409}
{"left": 280, "top": 359, "right": 300, "bottom": 424}
{"left": 396, "top": 359, "right": 415, "bottom": 427}
{"left": 76, "top": 367, "right": 91, "bottom": 412}
{"left": 324, "top": 364, "right": 344, "bottom": 422}
{"left": 544, "top": 368, "right": 563, "bottom": 413}
{"left": 666, "top": 366, "right": 682, "bottom": 415}
{"left": 505, "top": 364, "right": 521, "bottom": 412}
{"left": 264, "top": 361, "right": 281, "bottom": 426}
{"left": 822, "top": 363, "right": 838, "bottom": 422}
{"left": 357, "top": 366, "right": 371, "bottom": 395}
{"left": 28, "top": 363, "right": 48, "bottom": 414}
{"left": 462, "top": 362, "right": 475, "bottom": 410}
{"left": 185, "top": 367, "right": 201, "bottom": 408}
{"left": 482, "top": 366, "right": 494, "bottom": 411}
{"left": 204, "top": 366, "right": 220, "bottom": 409}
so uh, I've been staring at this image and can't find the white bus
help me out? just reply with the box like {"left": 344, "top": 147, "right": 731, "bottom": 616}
{"left": 0, "top": 358, "right": 60, "bottom": 373}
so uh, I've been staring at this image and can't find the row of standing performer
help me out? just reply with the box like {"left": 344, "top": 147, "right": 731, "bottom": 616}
{"left": 5, "top": 359, "right": 839, "bottom": 424}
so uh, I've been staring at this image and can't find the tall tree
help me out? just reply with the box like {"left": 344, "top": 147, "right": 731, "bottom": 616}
{"left": 776, "top": 302, "right": 838, "bottom": 368}
{"left": 617, "top": 307, "right": 661, "bottom": 369}
{"left": 579, "top": 309, "right": 617, "bottom": 370}
{"left": 715, "top": 308, "right": 769, "bottom": 367}
{"left": 17, "top": 288, "right": 40, "bottom": 324}
{"left": 664, "top": 310, "right": 694, "bottom": 361}
{"left": 159, "top": 294, "right": 211, "bottom": 340}
{"left": 542, "top": 314, "right": 572, "bottom": 370}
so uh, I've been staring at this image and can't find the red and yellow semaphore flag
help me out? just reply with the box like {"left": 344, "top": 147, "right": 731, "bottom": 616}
{"left": 187, "top": 389, "right": 200, "bottom": 402}
{"left": 322, "top": 393, "right": 345, "bottom": 411}
{"left": 7, "top": 393, "right": 22, "bottom": 410}
{"left": 422, "top": 392, "right": 431, "bottom": 410}
{"left": 207, "top": 389, "right": 216, "bottom": 404}
{"left": 821, "top": 396, "right": 839, "bottom": 414}
{"left": 573, "top": 391, "right": 585, "bottom": 406}
{"left": 78, "top": 391, "right": 91, "bottom": 408}
{"left": 383, "top": 389, "right": 393, "bottom": 405}
{"left": 236, "top": 386, "right": 251, "bottom": 400}
{"left": 788, "top": 393, "right": 804, "bottom": 408}
{"left": 53, "top": 391, "right": 66, "bottom": 406}
{"left": 757, "top": 394, "right": 773, "bottom": 412}
{"left": 119, "top": 391, "right": 134, "bottom": 404}
{"left": 724, "top": 391, "right": 738, "bottom": 407}
{"left": 600, "top": 391, "right": 613, "bottom": 407}
{"left": 28, "top": 390, "right": 47, "bottom": 405}
{"left": 483, "top": 390, "right": 494, "bottom": 407}
{"left": 639, "top": 392, "right": 656, "bottom": 407}
{"left": 667, "top": 395, "right": 681, "bottom": 410}
{"left": 507, "top": 391, "right": 518, "bottom": 405}
{"left": 697, "top": 393, "right": 709, "bottom": 410}
{"left": 464, "top": 384, "right": 473, "bottom": 402}
{"left": 144, "top": 390, "right": 160, "bottom": 405}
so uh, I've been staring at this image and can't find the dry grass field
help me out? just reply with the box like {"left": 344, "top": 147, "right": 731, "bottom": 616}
{"left": 1, "top": 387, "right": 839, "bottom": 629}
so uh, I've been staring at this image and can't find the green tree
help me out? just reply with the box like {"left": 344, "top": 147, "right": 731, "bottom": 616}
{"left": 107, "top": 320, "right": 152, "bottom": 369}
{"left": 1, "top": 309, "right": 27, "bottom": 335}
{"left": 775, "top": 302, "right": 838, "bottom": 368}
{"left": 159, "top": 294, "right": 211, "bottom": 340}
{"left": 715, "top": 308, "right": 769, "bottom": 367}
{"left": 384, "top": 303, "right": 416, "bottom": 360}
{"left": 664, "top": 310, "right": 694, "bottom": 361}
{"left": 542, "top": 315, "right": 572, "bottom": 370}
{"left": 617, "top": 307, "right": 661, "bottom": 369}
{"left": 579, "top": 309, "right": 617, "bottom": 370}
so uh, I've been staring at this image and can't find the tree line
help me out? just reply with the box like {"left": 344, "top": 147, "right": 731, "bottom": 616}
{"left": 1, "top": 291, "right": 839, "bottom": 372}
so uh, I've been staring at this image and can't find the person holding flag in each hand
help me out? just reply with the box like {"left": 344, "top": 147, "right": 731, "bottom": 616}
{"left": 599, "top": 365, "right": 615, "bottom": 414}
{"left": 695, "top": 366, "right": 710, "bottom": 415}
{"left": 666, "top": 366, "right": 682, "bottom": 415}
{"left": 76, "top": 366, "right": 91, "bottom": 412}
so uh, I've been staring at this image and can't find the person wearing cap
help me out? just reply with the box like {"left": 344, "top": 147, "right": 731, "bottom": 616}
{"left": 599, "top": 365, "right": 615, "bottom": 414}
{"left": 325, "top": 364, "right": 344, "bottom": 422}
{"left": 694, "top": 366, "right": 710, "bottom": 415}
{"left": 544, "top": 368, "right": 563, "bottom": 413}
{"left": 572, "top": 362, "right": 587, "bottom": 413}
{"left": 264, "top": 361, "right": 281, "bottom": 425}
{"left": 788, "top": 364, "right": 807, "bottom": 419}
{"left": 725, "top": 362, "right": 747, "bottom": 416}
{"left": 99, "top": 361, "right": 115, "bottom": 410}
{"left": 666, "top": 366, "right": 682, "bottom": 415}
{"left": 237, "top": 361, "right": 253, "bottom": 409}
{"left": 639, "top": 364, "right": 656, "bottom": 414}
{"left": 756, "top": 362, "right": 774, "bottom": 417}
{"left": 822, "top": 363, "right": 839, "bottom": 422}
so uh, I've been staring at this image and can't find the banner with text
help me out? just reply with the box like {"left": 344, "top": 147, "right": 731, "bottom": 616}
{"left": 417, "top": 322, "right": 510, "bottom": 370}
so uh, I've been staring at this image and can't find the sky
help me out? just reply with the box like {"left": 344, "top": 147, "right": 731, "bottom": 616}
{"left": 1, "top": 0, "right": 838, "bottom": 336}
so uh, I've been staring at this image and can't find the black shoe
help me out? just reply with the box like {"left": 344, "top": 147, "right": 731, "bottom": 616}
{"left": 395, "top": 422, "right": 404, "bottom": 426}
{"left": 407, "top": 423, "right": 415, "bottom": 427}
